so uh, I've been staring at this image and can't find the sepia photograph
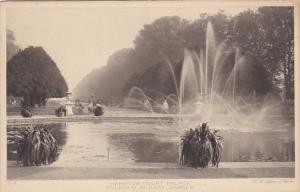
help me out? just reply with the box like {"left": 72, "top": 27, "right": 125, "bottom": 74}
{"left": 0, "top": 1, "right": 299, "bottom": 192}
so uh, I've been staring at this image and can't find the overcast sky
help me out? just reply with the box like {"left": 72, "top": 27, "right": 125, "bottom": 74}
{"left": 7, "top": 4, "right": 259, "bottom": 90}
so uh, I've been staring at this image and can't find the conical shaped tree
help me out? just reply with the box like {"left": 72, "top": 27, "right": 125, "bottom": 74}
{"left": 7, "top": 46, "right": 68, "bottom": 107}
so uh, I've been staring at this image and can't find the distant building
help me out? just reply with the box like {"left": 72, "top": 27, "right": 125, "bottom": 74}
{"left": 7, "top": 96, "right": 23, "bottom": 106}
{"left": 46, "top": 97, "right": 67, "bottom": 107}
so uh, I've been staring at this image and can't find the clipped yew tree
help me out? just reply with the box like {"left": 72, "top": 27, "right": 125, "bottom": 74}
{"left": 7, "top": 46, "right": 68, "bottom": 107}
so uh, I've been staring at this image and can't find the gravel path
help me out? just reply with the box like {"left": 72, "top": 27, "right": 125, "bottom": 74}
{"left": 7, "top": 161, "right": 295, "bottom": 180}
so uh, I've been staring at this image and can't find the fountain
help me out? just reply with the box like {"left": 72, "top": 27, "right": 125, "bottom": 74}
{"left": 126, "top": 21, "right": 280, "bottom": 132}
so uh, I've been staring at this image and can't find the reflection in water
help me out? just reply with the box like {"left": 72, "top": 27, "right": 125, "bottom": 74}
{"left": 7, "top": 121, "right": 294, "bottom": 167}
{"left": 220, "top": 130, "right": 294, "bottom": 162}
{"left": 109, "top": 133, "right": 178, "bottom": 162}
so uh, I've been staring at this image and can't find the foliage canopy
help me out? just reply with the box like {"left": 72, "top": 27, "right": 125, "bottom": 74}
{"left": 7, "top": 46, "right": 68, "bottom": 107}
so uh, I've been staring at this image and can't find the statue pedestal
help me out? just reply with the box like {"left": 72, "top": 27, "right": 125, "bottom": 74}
{"left": 195, "top": 102, "right": 203, "bottom": 114}
{"left": 195, "top": 92, "right": 204, "bottom": 114}
{"left": 65, "top": 101, "right": 73, "bottom": 115}
{"left": 65, "top": 91, "right": 74, "bottom": 115}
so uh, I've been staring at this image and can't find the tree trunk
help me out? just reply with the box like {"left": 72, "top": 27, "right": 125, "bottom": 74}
{"left": 285, "top": 40, "right": 294, "bottom": 100}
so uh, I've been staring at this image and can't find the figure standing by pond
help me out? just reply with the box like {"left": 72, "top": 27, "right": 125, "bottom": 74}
{"left": 163, "top": 99, "right": 169, "bottom": 113}
{"left": 55, "top": 105, "right": 66, "bottom": 117}
{"left": 94, "top": 104, "right": 104, "bottom": 116}
{"left": 21, "top": 106, "right": 32, "bottom": 118}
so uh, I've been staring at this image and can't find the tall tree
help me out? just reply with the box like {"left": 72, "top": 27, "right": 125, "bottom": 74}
{"left": 73, "top": 48, "right": 133, "bottom": 101}
{"left": 7, "top": 46, "right": 68, "bottom": 106}
{"left": 257, "top": 7, "right": 294, "bottom": 100}
{"left": 74, "top": 8, "right": 294, "bottom": 103}
{"left": 133, "top": 16, "right": 189, "bottom": 69}
{"left": 227, "top": 7, "right": 294, "bottom": 99}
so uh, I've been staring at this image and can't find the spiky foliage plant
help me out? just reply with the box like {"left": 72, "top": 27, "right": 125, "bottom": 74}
{"left": 15, "top": 125, "right": 59, "bottom": 166}
{"left": 179, "top": 122, "right": 223, "bottom": 168}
